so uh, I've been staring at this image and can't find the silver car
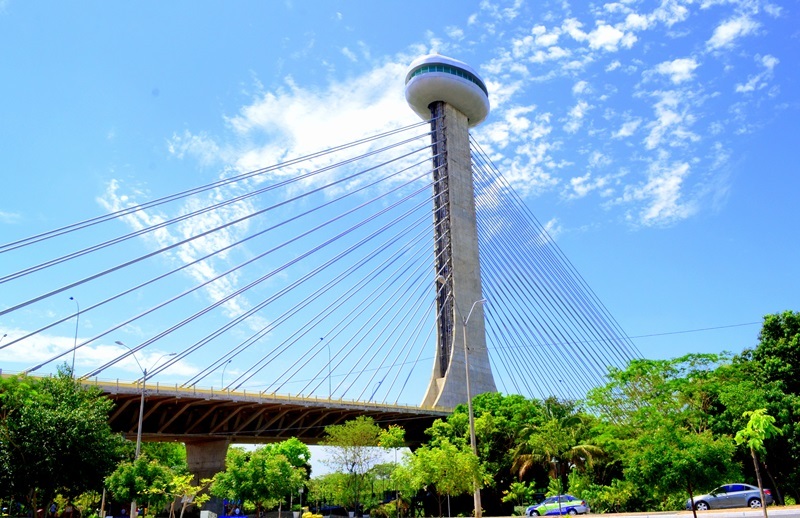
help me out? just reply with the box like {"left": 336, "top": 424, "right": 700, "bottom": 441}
{"left": 686, "top": 483, "right": 773, "bottom": 510}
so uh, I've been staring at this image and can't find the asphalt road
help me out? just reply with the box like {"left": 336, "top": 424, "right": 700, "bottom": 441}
{"left": 568, "top": 506, "right": 800, "bottom": 517}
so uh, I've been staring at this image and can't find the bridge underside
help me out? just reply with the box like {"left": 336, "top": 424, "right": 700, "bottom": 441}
{"left": 99, "top": 382, "right": 448, "bottom": 446}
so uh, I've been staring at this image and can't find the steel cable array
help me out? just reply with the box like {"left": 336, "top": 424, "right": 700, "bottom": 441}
{"left": 470, "top": 137, "right": 641, "bottom": 400}
{"left": 0, "top": 118, "right": 639, "bottom": 406}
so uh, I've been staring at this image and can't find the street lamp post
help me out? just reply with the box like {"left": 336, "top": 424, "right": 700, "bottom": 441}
{"left": 369, "top": 380, "right": 382, "bottom": 402}
{"left": 115, "top": 341, "right": 176, "bottom": 517}
{"left": 69, "top": 296, "right": 79, "bottom": 376}
{"left": 551, "top": 458, "right": 562, "bottom": 515}
{"left": 461, "top": 298, "right": 487, "bottom": 518}
{"left": 221, "top": 359, "right": 232, "bottom": 390}
{"left": 323, "top": 337, "right": 331, "bottom": 398}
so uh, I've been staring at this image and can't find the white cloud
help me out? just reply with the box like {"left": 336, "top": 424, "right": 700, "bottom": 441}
{"left": 735, "top": 54, "right": 779, "bottom": 93}
{"left": 510, "top": 26, "right": 564, "bottom": 59}
{"left": 480, "top": 0, "right": 524, "bottom": 21}
{"left": 652, "top": 2, "right": 689, "bottom": 26}
{"left": 97, "top": 176, "right": 259, "bottom": 322}
{"left": 499, "top": 158, "right": 560, "bottom": 196}
{"left": 612, "top": 119, "right": 642, "bottom": 138}
{"left": 588, "top": 151, "right": 611, "bottom": 168}
{"left": 341, "top": 47, "right": 357, "bottom": 62}
{"left": 104, "top": 57, "right": 428, "bottom": 332}
{"left": 562, "top": 18, "right": 587, "bottom": 42}
{"left": 624, "top": 12, "right": 650, "bottom": 31}
{"left": 0, "top": 210, "right": 21, "bottom": 224}
{"left": 620, "top": 158, "right": 696, "bottom": 225}
{"left": 603, "top": 2, "right": 630, "bottom": 14}
{"left": 587, "top": 23, "right": 635, "bottom": 51}
{"left": 763, "top": 3, "right": 782, "bottom": 17}
{"left": 564, "top": 100, "right": 591, "bottom": 133}
{"left": 654, "top": 58, "right": 699, "bottom": 84}
{"left": 529, "top": 46, "right": 571, "bottom": 64}
{"left": 168, "top": 131, "right": 223, "bottom": 165}
{"left": 761, "top": 54, "right": 779, "bottom": 70}
{"left": 0, "top": 329, "right": 197, "bottom": 378}
{"left": 226, "top": 61, "right": 414, "bottom": 171}
{"left": 643, "top": 91, "right": 698, "bottom": 150}
{"left": 445, "top": 26, "right": 465, "bottom": 41}
{"left": 707, "top": 15, "right": 759, "bottom": 50}
{"left": 532, "top": 25, "right": 560, "bottom": 47}
{"left": 542, "top": 217, "right": 563, "bottom": 240}
{"left": 573, "top": 80, "right": 590, "bottom": 95}
{"left": 565, "top": 171, "right": 613, "bottom": 199}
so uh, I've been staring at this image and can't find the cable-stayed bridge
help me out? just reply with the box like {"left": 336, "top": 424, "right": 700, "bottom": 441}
{"left": 0, "top": 55, "right": 640, "bottom": 481}
{"left": 1, "top": 115, "right": 637, "bottom": 404}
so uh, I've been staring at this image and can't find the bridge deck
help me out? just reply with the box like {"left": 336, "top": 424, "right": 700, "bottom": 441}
{"left": 85, "top": 379, "right": 451, "bottom": 446}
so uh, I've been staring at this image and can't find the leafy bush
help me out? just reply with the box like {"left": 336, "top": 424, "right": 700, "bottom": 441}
{"left": 578, "top": 479, "right": 639, "bottom": 513}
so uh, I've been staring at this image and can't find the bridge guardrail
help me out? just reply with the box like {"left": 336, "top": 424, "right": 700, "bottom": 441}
{"left": 0, "top": 371, "right": 451, "bottom": 414}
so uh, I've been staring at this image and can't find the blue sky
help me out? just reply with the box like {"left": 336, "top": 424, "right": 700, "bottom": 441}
{"left": 1, "top": 0, "right": 798, "bottom": 399}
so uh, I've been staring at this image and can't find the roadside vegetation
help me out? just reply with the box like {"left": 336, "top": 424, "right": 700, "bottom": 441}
{"left": 1, "top": 310, "right": 798, "bottom": 517}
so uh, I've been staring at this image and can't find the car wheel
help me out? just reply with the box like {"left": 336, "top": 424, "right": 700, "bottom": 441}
{"left": 567, "top": 510, "right": 578, "bottom": 516}
{"left": 695, "top": 501, "right": 709, "bottom": 511}
{"left": 748, "top": 498, "right": 763, "bottom": 508}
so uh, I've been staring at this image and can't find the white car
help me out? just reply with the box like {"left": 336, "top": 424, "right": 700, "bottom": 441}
{"left": 526, "top": 495, "right": 589, "bottom": 516}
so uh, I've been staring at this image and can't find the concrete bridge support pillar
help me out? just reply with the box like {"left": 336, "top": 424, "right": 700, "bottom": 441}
{"left": 421, "top": 102, "right": 496, "bottom": 410}
{"left": 186, "top": 439, "right": 230, "bottom": 514}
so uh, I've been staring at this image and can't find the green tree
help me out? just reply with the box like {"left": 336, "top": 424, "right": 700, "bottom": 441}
{"left": 625, "top": 417, "right": 738, "bottom": 517}
{"left": 106, "top": 454, "right": 175, "bottom": 517}
{"left": 0, "top": 369, "right": 125, "bottom": 511}
{"left": 377, "top": 427, "right": 405, "bottom": 517}
{"left": 164, "top": 473, "right": 211, "bottom": 518}
{"left": 425, "top": 393, "right": 549, "bottom": 514}
{"left": 209, "top": 448, "right": 250, "bottom": 508}
{"left": 735, "top": 409, "right": 783, "bottom": 518}
{"left": 141, "top": 442, "right": 188, "bottom": 474}
{"left": 749, "top": 312, "right": 800, "bottom": 395}
{"left": 500, "top": 481, "right": 532, "bottom": 507}
{"left": 321, "top": 416, "right": 386, "bottom": 513}
{"left": 308, "top": 472, "right": 350, "bottom": 510}
{"left": 587, "top": 354, "right": 740, "bottom": 512}
{"left": 402, "top": 438, "right": 481, "bottom": 517}
{"left": 736, "top": 311, "right": 800, "bottom": 500}
{"left": 210, "top": 445, "right": 304, "bottom": 515}
{"left": 512, "top": 410, "right": 602, "bottom": 492}
{"left": 264, "top": 437, "right": 311, "bottom": 470}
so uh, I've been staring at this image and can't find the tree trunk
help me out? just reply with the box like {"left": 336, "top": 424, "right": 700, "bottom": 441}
{"left": 751, "top": 447, "right": 769, "bottom": 518}
{"left": 687, "top": 479, "right": 698, "bottom": 518}
{"left": 763, "top": 463, "right": 783, "bottom": 505}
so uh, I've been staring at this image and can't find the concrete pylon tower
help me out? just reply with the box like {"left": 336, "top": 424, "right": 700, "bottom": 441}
{"left": 404, "top": 54, "right": 497, "bottom": 409}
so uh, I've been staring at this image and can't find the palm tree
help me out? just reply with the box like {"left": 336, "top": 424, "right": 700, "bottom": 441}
{"left": 512, "top": 413, "right": 603, "bottom": 492}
